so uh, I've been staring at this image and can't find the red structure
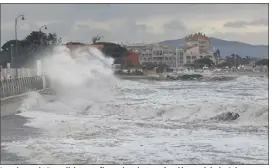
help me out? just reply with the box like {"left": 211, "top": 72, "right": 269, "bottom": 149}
{"left": 123, "top": 51, "right": 140, "bottom": 68}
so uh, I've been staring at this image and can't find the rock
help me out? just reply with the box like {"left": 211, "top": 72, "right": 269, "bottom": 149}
{"left": 210, "top": 112, "right": 240, "bottom": 121}
{"left": 175, "top": 74, "right": 203, "bottom": 80}
{"left": 166, "top": 75, "right": 176, "bottom": 80}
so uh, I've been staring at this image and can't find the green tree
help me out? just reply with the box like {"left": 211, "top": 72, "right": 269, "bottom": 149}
{"left": 24, "top": 31, "right": 61, "bottom": 46}
{"left": 194, "top": 57, "right": 214, "bottom": 67}
{"left": 213, "top": 49, "right": 221, "bottom": 60}
{"left": 1, "top": 30, "right": 62, "bottom": 67}
{"left": 216, "top": 61, "right": 232, "bottom": 68}
{"left": 255, "top": 59, "right": 269, "bottom": 67}
{"left": 1, "top": 40, "right": 23, "bottom": 51}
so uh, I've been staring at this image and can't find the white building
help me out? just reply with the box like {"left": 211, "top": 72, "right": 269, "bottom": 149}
{"left": 126, "top": 43, "right": 184, "bottom": 68}
{"left": 125, "top": 33, "right": 216, "bottom": 68}
{"left": 183, "top": 33, "right": 216, "bottom": 64}
{"left": 175, "top": 47, "right": 184, "bottom": 68}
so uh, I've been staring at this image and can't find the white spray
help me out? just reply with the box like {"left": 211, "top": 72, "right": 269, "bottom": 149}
{"left": 19, "top": 45, "right": 120, "bottom": 114}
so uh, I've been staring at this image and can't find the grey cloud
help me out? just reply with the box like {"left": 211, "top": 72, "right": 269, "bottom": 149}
{"left": 1, "top": 4, "right": 268, "bottom": 45}
{"left": 223, "top": 18, "right": 268, "bottom": 28}
{"left": 223, "top": 21, "right": 248, "bottom": 28}
{"left": 162, "top": 20, "right": 188, "bottom": 40}
{"left": 76, "top": 24, "right": 91, "bottom": 31}
{"left": 2, "top": 4, "right": 268, "bottom": 22}
{"left": 68, "top": 28, "right": 108, "bottom": 43}
{"left": 211, "top": 31, "right": 268, "bottom": 45}
{"left": 1, "top": 29, "right": 31, "bottom": 45}
{"left": 248, "top": 18, "right": 268, "bottom": 26}
{"left": 47, "top": 19, "right": 151, "bottom": 43}
{"left": 163, "top": 20, "right": 186, "bottom": 31}
{"left": 107, "top": 19, "right": 150, "bottom": 42}
{"left": 46, "top": 21, "right": 75, "bottom": 36}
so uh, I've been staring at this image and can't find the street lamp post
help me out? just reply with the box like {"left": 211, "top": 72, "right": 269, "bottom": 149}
{"left": 39, "top": 25, "right": 47, "bottom": 32}
{"left": 14, "top": 14, "right": 25, "bottom": 66}
{"left": 39, "top": 25, "right": 47, "bottom": 46}
{"left": 10, "top": 44, "right": 13, "bottom": 65}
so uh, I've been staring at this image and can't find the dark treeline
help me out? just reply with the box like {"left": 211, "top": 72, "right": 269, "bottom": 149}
{"left": 0, "top": 31, "right": 62, "bottom": 68}
{"left": 217, "top": 54, "right": 268, "bottom": 68}
{"left": 216, "top": 54, "right": 252, "bottom": 68}
{"left": 185, "top": 53, "right": 266, "bottom": 69}
{"left": 255, "top": 59, "right": 269, "bottom": 67}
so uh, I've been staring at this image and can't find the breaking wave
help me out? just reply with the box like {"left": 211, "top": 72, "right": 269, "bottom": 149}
{"left": 5, "top": 47, "right": 268, "bottom": 164}
{"left": 18, "top": 46, "right": 121, "bottom": 115}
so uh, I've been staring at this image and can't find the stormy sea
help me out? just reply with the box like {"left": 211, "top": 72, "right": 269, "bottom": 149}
{"left": 1, "top": 46, "right": 268, "bottom": 164}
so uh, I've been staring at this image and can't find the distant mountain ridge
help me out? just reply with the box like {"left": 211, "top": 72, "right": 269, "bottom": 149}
{"left": 159, "top": 37, "right": 268, "bottom": 58}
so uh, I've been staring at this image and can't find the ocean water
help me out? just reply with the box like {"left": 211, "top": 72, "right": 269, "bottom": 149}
{"left": 1, "top": 47, "right": 268, "bottom": 164}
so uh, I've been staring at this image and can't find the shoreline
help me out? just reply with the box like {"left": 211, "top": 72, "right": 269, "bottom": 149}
{"left": 116, "top": 71, "right": 268, "bottom": 81}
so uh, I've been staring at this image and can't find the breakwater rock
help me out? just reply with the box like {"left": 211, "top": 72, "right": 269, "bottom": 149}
{"left": 165, "top": 74, "right": 236, "bottom": 81}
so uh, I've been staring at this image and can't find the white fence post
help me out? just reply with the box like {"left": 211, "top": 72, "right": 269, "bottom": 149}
{"left": 36, "top": 60, "right": 42, "bottom": 76}
{"left": 6, "top": 63, "right": 11, "bottom": 79}
{"left": 37, "top": 60, "right": 46, "bottom": 89}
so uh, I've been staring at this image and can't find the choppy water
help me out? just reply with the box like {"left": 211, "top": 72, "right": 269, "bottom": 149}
{"left": 1, "top": 47, "right": 268, "bottom": 164}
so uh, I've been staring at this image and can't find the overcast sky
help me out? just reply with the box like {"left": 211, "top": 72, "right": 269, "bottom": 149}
{"left": 1, "top": 4, "right": 268, "bottom": 45}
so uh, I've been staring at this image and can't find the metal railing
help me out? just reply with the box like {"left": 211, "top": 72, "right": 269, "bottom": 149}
{"left": 0, "top": 76, "right": 45, "bottom": 99}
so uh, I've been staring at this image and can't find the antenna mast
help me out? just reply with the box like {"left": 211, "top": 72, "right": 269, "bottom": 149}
{"left": 92, "top": 32, "right": 103, "bottom": 44}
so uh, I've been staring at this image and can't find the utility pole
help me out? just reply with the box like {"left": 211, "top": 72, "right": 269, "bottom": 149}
{"left": 10, "top": 44, "right": 13, "bottom": 65}
{"left": 14, "top": 14, "right": 25, "bottom": 67}
{"left": 175, "top": 48, "right": 178, "bottom": 70}
{"left": 39, "top": 25, "right": 48, "bottom": 51}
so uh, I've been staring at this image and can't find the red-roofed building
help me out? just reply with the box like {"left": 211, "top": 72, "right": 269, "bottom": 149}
{"left": 123, "top": 51, "right": 140, "bottom": 68}
{"left": 184, "top": 33, "right": 215, "bottom": 64}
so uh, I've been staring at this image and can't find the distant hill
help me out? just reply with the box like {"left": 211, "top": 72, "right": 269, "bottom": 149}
{"left": 159, "top": 37, "right": 268, "bottom": 58}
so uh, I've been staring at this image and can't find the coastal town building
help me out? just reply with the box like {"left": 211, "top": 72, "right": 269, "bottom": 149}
{"left": 183, "top": 33, "right": 216, "bottom": 64}
{"left": 125, "top": 33, "right": 216, "bottom": 68}
{"left": 126, "top": 43, "right": 183, "bottom": 68}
